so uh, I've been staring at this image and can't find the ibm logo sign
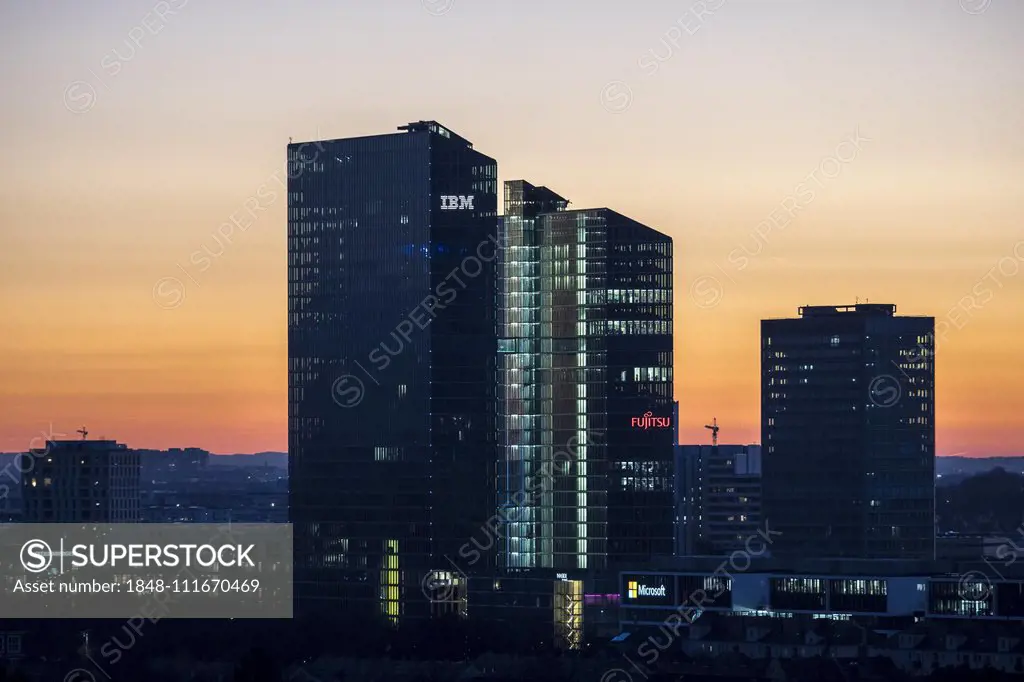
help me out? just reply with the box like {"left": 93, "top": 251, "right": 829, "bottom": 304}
{"left": 440, "top": 195, "right": 474, "bottom": 211}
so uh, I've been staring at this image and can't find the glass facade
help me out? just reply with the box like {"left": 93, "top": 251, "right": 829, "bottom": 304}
{"left": 497, "top": 181, "right": 674, "bottom": 572}
{"left": 761, "top": 304, "right": 936, "bottom": 560}
{"left": 930, "top": 580, "right": 993, "bottom": 617}
{"left": 553, "top": 578, "right": 585, "bottom": 650}
{"left": 829, "top": 578, "right": 888, "bottom": 613}
{"left": 770, "top": 577, "right": 827, "bottom": 611}
{"left": 679, "top": 574, "right": 733, "bottom": 609}
{"left": 288, "top": 121, "right": 498, "bottom": 620}
{"left": 497, "top": 180, "right": 571, "bottom": 572}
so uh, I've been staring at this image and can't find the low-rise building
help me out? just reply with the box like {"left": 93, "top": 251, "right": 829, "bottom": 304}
{"left": 676, "top": 444, "right": 762, "bottom": 556}
{"left": 613, "top": 556, "right": 1024, "bottom": 676}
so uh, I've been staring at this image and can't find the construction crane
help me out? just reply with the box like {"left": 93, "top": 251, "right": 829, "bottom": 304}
{"left": 77, "top": 427, "right": 88, "bottom": 440}
{"left": 704, "top": 418, "right": 719, "bottom": 447}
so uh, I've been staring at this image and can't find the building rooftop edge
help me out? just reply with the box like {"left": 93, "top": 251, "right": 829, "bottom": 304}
{"left": 286, "top": 120, "right": 476, "bottom": 150}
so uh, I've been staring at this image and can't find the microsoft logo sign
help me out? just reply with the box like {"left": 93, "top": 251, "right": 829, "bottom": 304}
{"left": 627, "top": 580, "right": 667, "bottom": 599}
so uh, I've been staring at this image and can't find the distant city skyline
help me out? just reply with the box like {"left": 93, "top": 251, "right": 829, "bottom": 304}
{"left": 1, "top": 1, "right": 1022, "bottom": 455}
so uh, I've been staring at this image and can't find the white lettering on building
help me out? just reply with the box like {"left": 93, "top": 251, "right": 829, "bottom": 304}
{"left": 638, "top": 584, "right": 667, "bottom": 597}
{"left": 440, "top": 195, "right": 474, "bottom": 210}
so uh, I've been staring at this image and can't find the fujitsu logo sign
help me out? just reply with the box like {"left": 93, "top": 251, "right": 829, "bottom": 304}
{"left": 631, "top": 411, "right": 671, "bottom": 429}
{"left": 441, "top": 195, "right": 474, "bottom": 210}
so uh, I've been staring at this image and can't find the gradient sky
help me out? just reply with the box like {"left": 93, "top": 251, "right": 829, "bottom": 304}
{"left": 1, "top": 0, "right": 1021, "bottom": 455}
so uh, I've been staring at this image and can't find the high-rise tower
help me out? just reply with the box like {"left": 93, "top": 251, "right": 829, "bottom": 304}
{"left": 497, "top": 180, "right": 675, "bottom": 573}
{"left": 288, "top": 121, "right": 499, "bottom": 621}
{"left": 761, "top": 304, "right": 935, "bottom": 559}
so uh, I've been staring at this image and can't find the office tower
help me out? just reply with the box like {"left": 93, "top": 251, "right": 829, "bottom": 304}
{"left": 497, "top": 180, "right": 674, "bottom": 573}
{"left": 20, "top": 439, "right": 140, "bottom": 522}
{"left": 288, "top": 121, "right": 499, "bottom": 621}
{"left": 675, "top": 443, "right": 700, "bottom": 556}
{"left": 135, "top": 447, "right": 210, "bottom": 483}
{"left": 0, "top": 458, "right": 22, "bottom": 521}
{"left": 676, "top": 444, "right": 762, "bottom": 556}
{"left": 761, "top": 304, "right": 935, "bottom": 559}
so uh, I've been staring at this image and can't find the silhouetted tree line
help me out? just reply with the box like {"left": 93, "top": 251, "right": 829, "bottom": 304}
{"left": 937, "top": 467, "right": 1024, "bottom": 534}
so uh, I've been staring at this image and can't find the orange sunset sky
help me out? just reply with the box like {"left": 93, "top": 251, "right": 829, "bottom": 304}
{"left": 1, "top": 1, "right": 1022, "bottom": 455}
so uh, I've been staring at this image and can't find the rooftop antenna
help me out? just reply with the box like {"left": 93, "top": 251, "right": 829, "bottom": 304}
{"left": 77, "top": 426, "right": 88, "bottom": 440}
{"left": 704, "top": 418, "right": 719, "bottom": 447}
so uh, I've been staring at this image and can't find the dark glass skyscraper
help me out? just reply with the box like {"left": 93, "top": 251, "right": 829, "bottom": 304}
{"left": 287, "top": 121, "right": 498, "bottom": 621}
{"left": 497, "top": 180, "right": 675, "bottom": 573}
{"left": 761, "top": 304, "right": 935, "bottom": 560}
